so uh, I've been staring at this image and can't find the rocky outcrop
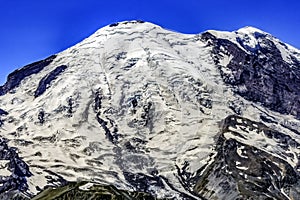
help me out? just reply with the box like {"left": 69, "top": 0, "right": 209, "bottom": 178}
{"left": 194, "top": 115, "right": 300, "bottom": 199}
{"left": 204, "top": 31, "right": 300, "bottom": 118}
{"left": 34, "top": 65, "right": 67, "bottom": 97}
{"left": 0, "top": 138, "right": 31, "bottom": 196}
{"left": 0, "top": 109, "right": 8, "bottom": 127}
{"left": 0, "top": 109, "right": 8, "bottom": 116}
{"left": 0, "top": 55, "right": 56, "bottom": 96}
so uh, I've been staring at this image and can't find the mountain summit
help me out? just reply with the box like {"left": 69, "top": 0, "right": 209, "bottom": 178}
{"left": 0, "top": 20, "right": 300, "bottom": 199}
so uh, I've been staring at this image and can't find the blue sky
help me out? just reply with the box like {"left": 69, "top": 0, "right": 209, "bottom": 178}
{"left": 0, "top": 0, "right": 300, "bottom": 84}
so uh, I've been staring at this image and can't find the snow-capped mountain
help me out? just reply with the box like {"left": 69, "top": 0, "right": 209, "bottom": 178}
{"left": 0, "top": 20, "right": 300, "bottom": 199}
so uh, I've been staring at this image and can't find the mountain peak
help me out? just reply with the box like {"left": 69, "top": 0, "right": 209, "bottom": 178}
{"left": 236, "top": 26, "right": 267, "bottom": 35}
{"left": 0, "top": 21, "right": 300, "bottom": 200}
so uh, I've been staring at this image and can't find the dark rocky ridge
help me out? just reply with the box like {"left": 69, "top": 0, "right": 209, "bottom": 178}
{"left": 5, "top": 181, "right": 163, "bottom": 200}
{"left": 0, "top": 55, "right": 56, "bottom": 96}
{"left": 0, "top": 109, "right": 8, "bottom": 127}
{"left": 194, "top": 115, "right": 300, "bottom": 199}
{"left": 31, "top": 181, "right": 161, "bottom": 200}
{"left": 0, "top": 138, "right": 32, "bottom": 196}
{"left": 0, "top": 108, "right": 8, "bottom": 116}
{"left": 34, "top": 65, "right": 67, "bottom": 97}
{"left": 202, "top": 32, "right": 300, "bottom": 118}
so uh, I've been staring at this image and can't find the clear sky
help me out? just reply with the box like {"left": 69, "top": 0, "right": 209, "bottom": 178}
{"left": 0, "top": 0, "right": 300, "bottom": 84}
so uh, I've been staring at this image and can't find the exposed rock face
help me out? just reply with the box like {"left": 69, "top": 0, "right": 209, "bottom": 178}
{"left": 194, "top": 115, "right": 300, "bottom": 199}
{"left": 0, "top": 21, "right": 300, "bottom": 200}
{"left": 34, "top": 65, "right": 67, "bottom": 97}
{"left": 0, "top": 138, "right": 32, "bottom": 195}
{"left": 0, "top": 109, "right": 8, "bottom": 116}
{"left": 205, "top": 30, "right": 300, "bottom": 118}
{"left": 0, "top": 55, "right": 56, "bottom": 96}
